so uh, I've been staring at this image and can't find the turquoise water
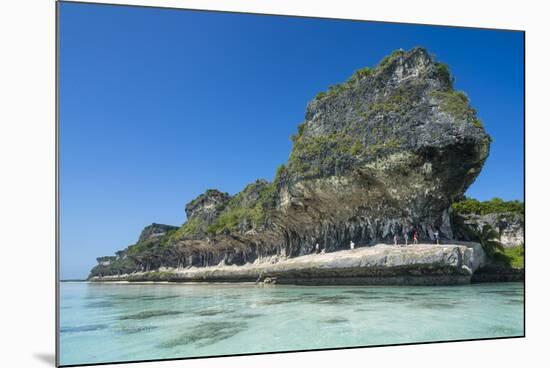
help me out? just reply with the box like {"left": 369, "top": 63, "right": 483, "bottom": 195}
{"left": 59, "top": 282, "right": 524, "bottom": 366}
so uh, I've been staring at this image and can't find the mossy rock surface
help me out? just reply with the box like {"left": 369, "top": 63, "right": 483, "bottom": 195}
{"left": 90, "top": 47, "right": 493, "bottom": 279}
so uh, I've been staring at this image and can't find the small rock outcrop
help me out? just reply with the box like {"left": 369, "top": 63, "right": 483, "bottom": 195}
{"left": 89, "top": 47, "right": 492, "bottom": 283}
{"left": 185, "top": 190, "right": 231, "bottom": 225}
{"left": 460, "top": 213, "right": 524, "bottom": 248}
{"left": 137, "top": 223, "right": 178, "bottom": 243}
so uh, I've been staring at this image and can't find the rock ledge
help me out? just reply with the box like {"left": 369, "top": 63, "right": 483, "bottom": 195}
{"left": 90, "top": 242, "right": 485, "bottom": 286}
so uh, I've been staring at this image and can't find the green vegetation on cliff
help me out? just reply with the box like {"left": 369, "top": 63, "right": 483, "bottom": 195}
{"left": 314, "top": 50, "right": 405, "bottom": 101}
{"left": 452, "top": 197, "right": 524, "bottom": 215}
{"left": 185, "top": 189, "right": 229, "bottom": 211}
{"left": 364, "top": 84, "right": 419, "bottom": 118}
{"left": 169, "top": 217, "right": 206, "bottom": 240}
{"left": 288, "top": 132, "right": 361, "bottom": 177}
{"left": 451, "top": 197, "right": 524, "bottom": 269}
{"left": 349, "top": 66, "right": 375, "bottom": 81}
{"left": 378, "top": 49, "right": 405, "bottom": 69}
{"left": 434, "top": 62, "right": 453, "bottom": 87}
{"left": 493, "top": 245, "right": 524, "bottom": 269}
{"left": 89, "top": 224, "right": 181, "bottom": 277}
{"left": 291, "top": 81, "right": 423, "bottom": 179}
{"left": 206, "top": 180, "right": 278, "bottom": 234}
{"left": 431, "top": 90, "right": 483, "bottom": 128}
{"left": 206, "top": 206, "right": 262, "bottom": 234}
{"left": 287, "top": 131, "right": 404, "bottom": 179}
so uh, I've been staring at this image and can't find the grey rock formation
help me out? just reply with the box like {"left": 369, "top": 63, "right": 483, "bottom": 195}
{"left": 137, "top": 223, "right": 178, "bottom": 243}
{"left": 280, "top": 48, "right": 489, "bottom": 246}
{"left": 89, "top": 243, "right": 486, "bottom": 285}
{"left": 96, "top": 256, "right": 116, "bottom": 266}
{"left": 185, "top": 189, "right": 231, "bottom": 225}
{"left": 461, "top": 212, "right": 524, "bottom": 247}
{"left": 89, "top": 47, "right": 492, "bottom": 282}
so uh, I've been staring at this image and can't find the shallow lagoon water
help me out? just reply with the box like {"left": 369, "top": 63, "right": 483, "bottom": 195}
{"left": 59, "top": 282, "right": 524, "bottom": 365}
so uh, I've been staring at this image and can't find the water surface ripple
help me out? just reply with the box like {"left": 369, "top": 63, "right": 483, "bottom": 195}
{"left": 60, "top": 282, "right": 524, "bottom": 365}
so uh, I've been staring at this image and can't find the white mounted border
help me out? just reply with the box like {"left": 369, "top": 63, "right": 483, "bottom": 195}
{"left": 2, "top": 1, "right": 548, "bottom": 368}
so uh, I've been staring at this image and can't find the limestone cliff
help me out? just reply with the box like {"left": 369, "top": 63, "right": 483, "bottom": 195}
{"left": 457, "top": 213, "right": 524, "bottom": 248}
{"left": 451, "top": 197, "right": 524, "bottom": 248}
{"left": 89, "top": 47, "right": 491, "bottom": 280}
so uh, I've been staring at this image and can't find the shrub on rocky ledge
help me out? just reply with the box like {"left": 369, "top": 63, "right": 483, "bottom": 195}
{"left": 431, "top": 90, "right": 482, "bottom": 128}
{"left": 434, "top": 62, "right": 453, "bottom": 87}
{"left": 313, "top": 50, "right": 404, "bottom": 102}
{"left": 452, "top": 197, "right": 524, "bottom": 216}
{"left": 287, "top": 132, "right": 363, "bottom": 178}
{"left": 493, "top": 245, "right": 524, "bottom": 269}
{"left": 206, "top": 180, "right": 278, "bottom": 234}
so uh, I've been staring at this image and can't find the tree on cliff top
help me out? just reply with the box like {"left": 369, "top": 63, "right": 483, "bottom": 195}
{"left": 452, "top": 197, "right": 524, "bottom": 216}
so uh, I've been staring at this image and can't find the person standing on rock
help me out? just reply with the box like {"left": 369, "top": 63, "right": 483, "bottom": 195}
{"left": 434, "top": 231, "right": 440, "bottom": 245}
{"left": 350, "top": 241, "right": 355, "bottom": 250}
{"left": 393, "top": 234, "right": 398, "bottom": 246}
{"left": 413, "top": 231, "right": 418, "bottom": 245}
{"left": 315, "top": 243, "right": 320, "bottom": 254}
{"left": 404, "top": 232, "right": 409, "bottom": 246}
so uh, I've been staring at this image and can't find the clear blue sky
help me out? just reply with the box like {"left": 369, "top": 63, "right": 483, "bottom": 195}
{"left": 59, "top": 2, "right": 524, "bottom": 279}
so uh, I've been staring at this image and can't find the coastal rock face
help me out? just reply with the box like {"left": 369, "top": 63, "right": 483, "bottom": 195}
{"left": 137, "top": 223, "right": 178, "bottom": 243}
{"left": 460, "top": 212, "right": 524, "bottom": 248}
{"left": 185, "top": 190, "right": 231, "bottom": 226}
{"left": 89, "top": 48, "right": 491, "bottom": 280}
{"left": 89, "top": 243, "right": 486, "bottom": 285}
{"left": 280, "top": 48, "right": 489, "bottom": 250}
